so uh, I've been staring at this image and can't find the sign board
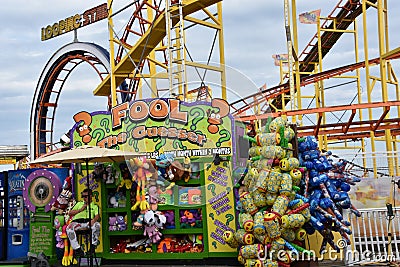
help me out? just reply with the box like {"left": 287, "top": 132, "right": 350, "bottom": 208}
{"left": 41, "top": 3, "right": 107, "bottom": 41}
{"left": 30, "top": 224, "right": 53, "bottom": 254}
{"left": 204, "top": 162, "right": 236, "bottom": 253}
{"left": 71, "top": 98, "right": 234, "bottom": 158}
{"left": 0, "top": 157, "right": 16, "bottom": 165}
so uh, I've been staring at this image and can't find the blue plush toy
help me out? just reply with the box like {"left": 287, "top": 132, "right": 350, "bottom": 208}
{"left": 298, "top": 135, "right": 361, "bottom": 252}
{"left": 155, "top": 153, "right": 175, "bottom": 180}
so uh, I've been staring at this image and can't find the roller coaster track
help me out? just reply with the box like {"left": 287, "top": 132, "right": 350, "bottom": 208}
{"left": 232, "top": 47, "right": 400, "bottom": 141}
{"left": 230, "top": 0, "right": 378, "bottom": 116}
{"left": 30, "top": 42, "right": 111, "bottom": 158}
{"left": 230, "top": 49, "right": 400, "bottom": 117}
{"left": 93, "top": 0, "right": 222, "bottom": 98}
{"left": 236, "top": 100, "right": 400, "bottom": 141}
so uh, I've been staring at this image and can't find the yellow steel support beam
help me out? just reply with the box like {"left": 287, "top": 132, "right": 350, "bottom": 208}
{"left": 94, "top": 0, "right": 222, "bottom": 98}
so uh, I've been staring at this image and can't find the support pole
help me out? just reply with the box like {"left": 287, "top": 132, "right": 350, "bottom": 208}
{"left": 85, "top": 159, "right": 93, "bottom": 267}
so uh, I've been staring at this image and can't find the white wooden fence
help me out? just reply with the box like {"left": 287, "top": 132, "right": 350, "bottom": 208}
{"left": 346, "top": 208, "right": 400, "bottom": 265}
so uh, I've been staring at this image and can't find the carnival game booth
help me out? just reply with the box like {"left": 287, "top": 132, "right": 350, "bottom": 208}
{"left": 0, "top": 167, "right": 69, "bottom": 267}
{"left": 64, "top": 98, "right": 243, "bottom": 263}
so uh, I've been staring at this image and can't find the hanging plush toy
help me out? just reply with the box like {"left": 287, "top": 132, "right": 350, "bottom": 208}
{"left": 51, "top": 176, "right": 73, "bottom": 212}
{"left": 169, "top": 160, "right": 184, "bottom": 182}
{"left": 117, "top": 162, "right": 133, "bottom": 190}
{"left": 143, "top": 210, "right": 165, "bottom": 243}
{"left": 147, "top": 185, "right": 159, "bottom": 211}
{"left": 105, "top": 164, "right": 115, "bottom": 184}
{"left": 130, "top": 157, "right": 154, "bottom": 211}
{"left": 54, "top": 214, "right": 65, "bottom": 249}
{"left": 155, "top": 153, "right": 175, "bottom": 189}
{"left": 181, "top": 156, "right": 192, "bottom": 182}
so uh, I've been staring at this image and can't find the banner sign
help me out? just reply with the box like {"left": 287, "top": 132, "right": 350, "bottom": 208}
{"left": 71, "top": 98, "right": 234, "bottom": 158}
{"left": 299, "top": 9, "right": 321, "bottom": 24}
{"left": 349, "top": 177, "right": 398, "bottom": 209}
{"left": 41, "top": 3, "right": 107, "bottom": 41}
{"left": 0, "top": 157, "right": 16, "bottom": 165}
{"left": 204, "top": 162, "right": 236, "bottom": 253}
{"left": 272, "top": 54, "right": 288, "bottom": 66}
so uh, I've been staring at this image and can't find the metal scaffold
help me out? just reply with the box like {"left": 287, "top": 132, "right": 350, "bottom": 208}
{"left": 98, "top": 0, "right": 227, "bottom": 105}
{"left": 232, "top": 0, "right": 400, "bottom": 178}
{"left": 31, "top": 0, "right": 400, "bottom": 176}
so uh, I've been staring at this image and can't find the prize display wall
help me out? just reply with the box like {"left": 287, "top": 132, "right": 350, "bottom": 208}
{"left": 70, "top": 98, "right": 242, "bottom": 260}
{"left": 101, "top": 158, "right": 236, "bottom": 259}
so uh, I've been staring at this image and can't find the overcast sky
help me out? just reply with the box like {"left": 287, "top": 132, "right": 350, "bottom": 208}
{"left": 1, "top": 0, "right": 399, "bottom": 170}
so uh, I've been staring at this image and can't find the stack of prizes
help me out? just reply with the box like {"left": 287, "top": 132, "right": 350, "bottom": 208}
{"left": 298, "top": 136, "right": 361, "bottom": 254}
{"left": 226, "top": 116, "right": 313, "bottom": 267}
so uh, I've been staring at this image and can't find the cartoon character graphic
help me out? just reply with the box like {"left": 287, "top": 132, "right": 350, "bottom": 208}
{"left": 73, "top": 111, "right": 93, "bottom": 144}
{"left": 206, "top": 98, "right": 230, "bottom": 134}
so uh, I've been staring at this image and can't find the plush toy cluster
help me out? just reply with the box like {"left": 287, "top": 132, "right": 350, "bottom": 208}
{"left": 108, "top": 214, "right": 128, "bottom": 231}
{"left": 298, "top": 136, "right": 361, "bottom": 254}
{"left": 225, "top": 117, "right": 360, "bottom": 267}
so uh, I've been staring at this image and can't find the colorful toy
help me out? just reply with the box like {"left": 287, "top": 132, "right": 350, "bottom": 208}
{"left": 133, "top": 210, "right": 146, "bottom": 228}
{"left": 117, "top": 162, "right": 133, "bottom": 190}
{"left": 147, "top": 185, "right": 159, "bottom": 211}
{"left": 51, "top": 176, "right": 73, "bottom": 212}
{"left": 180, "top": 209, "right": 202, "bottom": 228}
{"left": 230, "top": 117, "right": 361, "bottom": 267}
{"left": 169, "top": 160, "right": 185, "bottom": 182}
{"left": 108, "top": 191, "right": 126, "bottom": 208}
{"left": 263, "top": 213, "right": 281, "bottom": 239}
{"left": 116, "top": 215, "right": 127, "bottom": 231}
{"left": 130, "top": 157, "right": 154, "bottom": 211}
{"left": 105, "top": 164, "right": 116, "bottom": 184}
{"left": 244, "top": 132, "right": 281, "bottom": 147}
{"left": 239, "top": 244, "right": 264, "bottom": 259}
{"left": 188, "top": 188, "right": 202, "bottom": 205}
{"left": 181, "top": 156, "right": 192, "bottom": 182}
{"left": 298, "top": 135, "right": 361, "bottom": 252}
{"left": 162, "top": 210, "right": 175, "bottom": 229}
{"left": 266, "top": 170, "right": 282, "bottom": 194}
{"left": 239, "top": 213, "right": 254, "bottom": 232}
{"left": 54, "top": 214, "right": 65, "bottom": 248}
{"left": 223, "top": 230, "right": 239, "bottom": 248}
{"left": 143, "top": 210, "right": 166, "bottom": 243}
{"left": 155, "top": 153, "right": 175, "bottom": 180}
{"left": 61, "top": 217, "right": 76, "bottom": 266}
{"left": 109, "top": 216, "right": 117, "bottom": 231}
{"left": 253, "top": 211, "right": 265, "bottom": 235}
{"left": 251, "top": 189, "right": 268, "bottom": 208}
{"left": 153, "top": 210, "right": 167, "bottom": 229}
{"left": 239, "top": 192, "right": 258, "bottom": 215}
{"left": 235, "top": 229, "right": 255, "bottom": 245}
{"left": 271, "top": 195, "right": 289, "bottom": 216}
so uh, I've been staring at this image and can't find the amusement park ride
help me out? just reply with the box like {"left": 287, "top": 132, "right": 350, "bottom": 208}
{"left": 30, "top": 0, "right": 400, "bottom": 179}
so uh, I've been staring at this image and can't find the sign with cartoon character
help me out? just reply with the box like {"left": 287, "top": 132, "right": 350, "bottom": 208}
{"left": 70, "top": 98, "right": 238, "bottom": 256}
{"left": 71, "top": 98, "right": 235, "bottom": 159}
